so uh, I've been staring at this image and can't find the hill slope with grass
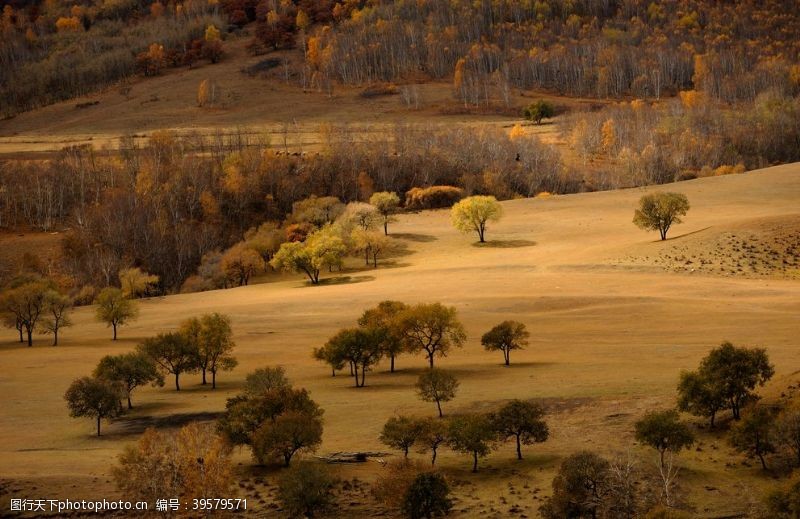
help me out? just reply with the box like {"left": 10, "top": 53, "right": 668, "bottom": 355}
{"left": 1, "top": 163, "right": 799, "bottom": 517}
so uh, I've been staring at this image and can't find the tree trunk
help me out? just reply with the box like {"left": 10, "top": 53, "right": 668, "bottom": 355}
{"left": 175, "top": 373, "right": 181, "bottom": 391}
{"left": 472, "top": 451, "right": 478, "bottom": 472}
{"left": 127, "top": 393, "right": 133, "bottom": 409}
{"left": 478, "top": 228, "right": 485, "bottom": 243}
{"left": 284, "top": 454, "right": 292, "bottom": 467}
{"left": 201, "top": 368, "right": 207, "bottom": 385}
{"left": 26, "top": 328, "right": 33, "bottom": 347}
{"left": 53, "top": 329, "right": 59, "bottom": 346}
{"left": 372, "top": 253, "right": 378, "bottom": 268}
{"left": 516, "top": 434, "right": 523, "bottom": 460}
{"left": 390, "top": 354, "right": 395, "bottom": 373}
{"left": 504, "top": 349, "right": 510, "bottom": 366}
{"left": 436, "top": 399, "right": 443, "bottom": 418}
{"left": 431, "top": 448, "right": 437, "bottom": 466}
{"left": 365, "top": 249, "right": 370, "bottom": 265}
{"left": 211, "top": 370, "right": 217, "bottom": 389}
{"left": 112, "top": 323, "right": 117, "bottom": 341}
{"left": 384, "top": 221, "right": 388, "bottom": 235}
{"left": 758, "top": 452, "right": 768, "bottom": 470}
{"left": 428, "top": 353, "right": 434, "bottom": 369}
{"left": 18, "top": 326, "right": 23, "bottom": 343}
{"left": 96, "top": 415, "right": 101, "bottom": 436}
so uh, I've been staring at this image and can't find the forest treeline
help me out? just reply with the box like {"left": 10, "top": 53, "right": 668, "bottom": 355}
{"left": 278, "top": 0, "right": 800, "bottom": 104}
{"left": 4, "top": 0, "right": 800, "bottom": 115}
{"left": 2, "top": 83, "right": 800, "bottom": 292}
{"left": 0, "top": 0, "right": 225, "bottom": 115}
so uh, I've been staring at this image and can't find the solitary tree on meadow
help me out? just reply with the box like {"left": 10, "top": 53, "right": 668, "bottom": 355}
{"left": 633, "top": 192, "right": 690, "bottom": 240}
{"left": 369, "top": 191, "right": 400, "bottom": 235}
{"left": 94, "top": 352, "right": 164, "bottom": 408}
{"left": 481, "top": 321, "right": 529, "bottom": 366}
{"left": 450, "top": 195, "right": 503, "bottom": 243}
{"left": 64, "top": 376, "right": 124, "bottom": 436}
{"left": 399, "top": 303, "right": 466, "bottom": 368}
{"left": 523, "top": 99, "right": 555, "bottom": 124}
{"left": 95, "top": 287, "right": 139, "bottom": 340}
{"left": 416, "top": 369, "right": 459, "bottom": 418}
{"left": 493, "top": 400, "right": 549, "bottom": 460}
{"left": 402, "top": 472, "right": 453, "bottom": 519}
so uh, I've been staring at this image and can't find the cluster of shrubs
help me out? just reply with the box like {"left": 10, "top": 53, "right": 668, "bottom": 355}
{"left": 405, "top": 186, "right": 464, "bottom": 211}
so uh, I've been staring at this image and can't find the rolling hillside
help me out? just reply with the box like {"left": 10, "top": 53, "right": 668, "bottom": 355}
{"left": 1, "top": 163, "right": 799, "bottom": 516}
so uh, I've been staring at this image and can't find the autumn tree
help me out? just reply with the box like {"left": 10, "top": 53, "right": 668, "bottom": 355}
{"left": 290, "top": 196, "right": 344, "bottom": 227}
{"left": 402, "top": 472, "right": 453, "bottom": 519}
{"left": 380, "top": 416, "right": 420, "bottom": 458}
{"left": 94, "top": 352, "right": 163, "bottom": 409}
{"left": 202, "top": 24, "right": 223, "bottom": 63}
{"left": 416, "top": 417, "right": 448, "bottom": 466}
{"left": 137, "top": 332, "right": 197, "bottom": 391}
{"left": 244, "top": 221, "right": 285, "bottom": 269}
{"left": 481, "top": 321, "right": 529, "bottom": 366}
{"left": 730, "top": 405, "right": 777, "bottom": 470}
{"left": 399, "top": 303, "right": 466, "bottom": 368}
{"left": 450, "top": 195, "right": 503, "bottom": 243}
{"left": 114, "top": 423, "right": 233, "bottom": 504}
{"left": 635, "top": 409, "right": 694, "bottom": 470}
{"left": 64, "top": 376, "right": 123, "bottom": 436}
{"left": 221, "top": 243, "right": 263, "bottom": 286}
{"left": 634, "top": 409, "right": 694, "bottom": 504}
{"left": 340, "top": 202, "right": 380, "bottom": 231}
{"left": 271, "top": 227, "right": 347, "bottom": 284}
{"left": 244, "top": 366, "right": 291, "bottom": 395}
{"left": 277, "top": 462, "right": 335, "bottom": 519}
{"left": 321, "top": 327, "right": 384, "bottom": 387}
{"left": 370, "top": 191, "right": 400, "bottom": 235}
{"left": 524, "top": 100, "right": 555, "bottom": 124}
{"left": 358, "top": 300, "right": 408, "bottom": 373}
{"left": 119, "top": 267, "right": 159, "bottom": 298}
{"left": 493, "top": 400, "right": 549, "bottom": 460}
{"left": 416, "top": 369, "right": 459, "bottom": 418}
{"left": 353, "top": 230, "right": 397, "bottom": 268}
{"left": 447, "top": 413, "right": 496, "bottom": 472}
{"left": 182, "top": 313, "right": 237, "bottom": 388}
{"left": 217, "top": 385, "right": 323, "bottom": 449}
{"left": 38, "top": 289, "right": 72, "bottom": 346}
{"left": 0, "top": 279, "right": 50, "bottom": 346}
{"left": 678, "top": 342, "right": 774, "bottom": 422}
{"left": 775, "top": 407, "right": 800, "bottom": 468}
{"left": 633, "top": 192, "right": 690, "bottom": 240}
{"left": 252, "top": 410, "right": 323, "bottom": 466}
{"left": 539, "top": 451, "right": 611, "bottom": 519}
{"left": 95, "top": 287, "right": 139, "bottom": 340}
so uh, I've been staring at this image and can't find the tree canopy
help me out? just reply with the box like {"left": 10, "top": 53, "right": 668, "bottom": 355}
{"left": 633, "top": 192, "right": 690, "bottom": 240}
{"left": 450, "top": 195, "right": 503, "bottom": 243}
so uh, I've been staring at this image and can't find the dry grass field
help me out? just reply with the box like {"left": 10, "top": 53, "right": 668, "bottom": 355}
{"left": 1, "top": 162, "right": 799, "bottom": 517}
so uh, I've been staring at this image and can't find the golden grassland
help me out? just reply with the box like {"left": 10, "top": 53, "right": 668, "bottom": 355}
{"left": 1, "top": 163, "right": 799, "bottom": 517}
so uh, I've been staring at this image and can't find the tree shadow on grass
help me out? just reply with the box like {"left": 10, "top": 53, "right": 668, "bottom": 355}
{"left": 392, "top": 232, "right": 438, "bottom": 243}
{"left": 110, "top": 411, "right": 222, "bottom": 436}
{"left": 296, "top": 275, "right": 375, "bottom": 288}
{"left": 472, "top": 239, "right": 537, "bottom": 248}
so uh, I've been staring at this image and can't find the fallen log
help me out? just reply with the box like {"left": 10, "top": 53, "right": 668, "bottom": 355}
{"left": 315, "top": 451, "right": 391, "bottom": 463}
